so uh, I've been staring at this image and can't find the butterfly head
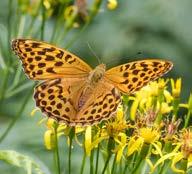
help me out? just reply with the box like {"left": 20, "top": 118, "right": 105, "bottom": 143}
{"left": 89, "top": 64, "right": 106, "bottom": 84}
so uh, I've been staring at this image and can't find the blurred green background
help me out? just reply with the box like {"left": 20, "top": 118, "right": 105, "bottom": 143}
{"left": 0, "top": 0, "right": 192, "bottom": 173}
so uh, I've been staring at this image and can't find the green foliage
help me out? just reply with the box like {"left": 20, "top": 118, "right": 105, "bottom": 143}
{"left": 0, "top": 150, "right": 48, "bottom": 174}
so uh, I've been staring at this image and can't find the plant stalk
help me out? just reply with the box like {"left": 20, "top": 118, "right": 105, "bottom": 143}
{"left": 95, "top": 144, "right": 100, "bottom": 174}
{"left": 54, "top": 126, "right": 61, "bottom": 174}
{"left": 80, "top": 153, "right": 86, "bottom": 174}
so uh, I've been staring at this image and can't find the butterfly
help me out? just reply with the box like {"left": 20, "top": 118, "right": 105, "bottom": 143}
{"left": 12, "top": 39, "right": 173, "bottom": 126}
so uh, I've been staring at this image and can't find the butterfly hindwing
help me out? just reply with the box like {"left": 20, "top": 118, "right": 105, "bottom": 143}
{"left": 105, "top": 59, "right": 173, "bottom": 94}
{"left": 34, "top": 78, "right": 121, "bottom": 126}
{"left": 76, "top": 80, "right": 121, "bottom": 125}
{"left": 12, "top": 39, "right": 92, "bottom": 80}
{"left": 34, "top": 78, "right": 87, "bottom": 125}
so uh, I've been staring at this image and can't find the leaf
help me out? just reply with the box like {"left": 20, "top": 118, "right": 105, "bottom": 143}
{"left": 0, "top": 150, "right": 48, "bottom": 174}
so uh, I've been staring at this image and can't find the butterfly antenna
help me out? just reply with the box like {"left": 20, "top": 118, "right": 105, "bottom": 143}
{"left": 87, "top": 42, "right": 101, "bottom": 64}
{"left": 106, "top": 51, "right": 144, "bottom": 67}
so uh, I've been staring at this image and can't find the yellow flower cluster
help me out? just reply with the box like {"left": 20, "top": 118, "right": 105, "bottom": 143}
{"left": 40, "top": 78, "right": 192, "bottom": 173}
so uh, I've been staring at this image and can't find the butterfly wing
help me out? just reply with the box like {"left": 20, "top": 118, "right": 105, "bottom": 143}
{"left": 35, "top": 78, "right": 121, "bottom": 126}
{"left": 105, "top": 59, "right": 173, "bottom": 94}
{"left": 34, "top": 78, "right": 87, "bottom": 125}
{"left": 76, "top": 80, "right": 121, "bottom": 126}
{"left": 12, "top": 39, "right": 92, "bottom": 80}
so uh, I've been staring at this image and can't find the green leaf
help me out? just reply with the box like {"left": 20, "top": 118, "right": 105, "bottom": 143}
{"left": 0, "top": 150, "right": 47, "bottom": 174}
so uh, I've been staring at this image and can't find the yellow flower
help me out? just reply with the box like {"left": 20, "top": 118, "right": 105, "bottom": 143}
{"left": 116, "top": 105, "right": 124, "bottom": 121}
{"left": 84, "top": 126, "right": 108, "bottom": 156}
{"left": 43, "top": 118, "right": 65, "bottom": 150}
{"left": 104, "top": 105, "right": 127, "bottom": 137}
{"left": 107, "top": 0, "right": 118, "bottom": 10}
{"left": 164, "top": 90, "right": 173, "bottom": 103}
{"left": 43, "top": 0, "right": 51, "bottom": 9}
{"left": 160, "top": 102, "right": 173, "bottom": 114}
{"left": 158, "top": 78, "right": 169, "bottom": 90}
{"left": 44, "top": 119, "right": 56, "bottom": 150}
{"left": 127, "top": 136, "right": 143, "bottom": 156}
{"left": 30, "top": 108, "right": 40, "bottom": 116}
{"left": 83, "top": 105, "right": 128, "bottom": 160}
{"left": 167, "top": 129, "right": 192, "bottom": 173}
{"left": 130, "top": 80, "right": 168, "bottom": 120}
{"left": 171, "top": 152, "right": 187, "bottom": 174}
{"left": 44, "top": 130, "right": 55, "bottom": 150}
{"left": 139, "top": 127, "right": 160, "bottom": 144}
{"left": 147, "top": 152, "right": 179, "bottom": 173}
{"left": 147, "top": 81, "right": 159, "bottom": 97}
{"left": 85, "top": 126, "right": 92, "bottom": 156}
{"left": 171, "top": 78, "right": 182, "bottom": 98}
{"left": 113, "top": 133, "right": 127, "bottom": 162}
{"left": 151, "top": 141, "right": 163, "bottom": 156}
{"left": 130, "top": 98, "right": 139, "bottom": 120}
{"left": 46, "top": 118, "right": 56, "bottom": 129}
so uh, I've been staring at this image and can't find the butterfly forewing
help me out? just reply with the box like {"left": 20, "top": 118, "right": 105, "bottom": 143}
{"left": 105, "top": 59, "right": 173, "bottom": 94}
{"left": 12, "top": 39, "right": 92, "bottom": 80}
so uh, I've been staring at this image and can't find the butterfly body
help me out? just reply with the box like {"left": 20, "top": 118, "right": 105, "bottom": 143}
{"left": 12, "top": 39, "right": 173, "bottom": 126}
{"left": 88, "top": 64, "right": 106, "bottom": 85}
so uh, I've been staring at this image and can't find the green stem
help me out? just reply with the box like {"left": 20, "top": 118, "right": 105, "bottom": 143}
{"left": 159, "top": 161, "right": 171, "bottom": 174}
{"left": 130, "top": 153, "right": 137, "bottom": 169}
{"left": 40, "top": 0, "right": 46, "bottom": 40}
{"left": 158, "top": 163, "right": 165, "bottom": 174}
{"left": 0, "top": 85, "right": 34, "bottom": 143}
{"left": 123, "top": 163, "right": 128, "bottom": 174}
{"left": 7, "top": 0, "right": 13, "bottom": 63}
{"left": 25, "top": 16, "right": 36, "bottom": 37}
{"left": 80, "top": 153, "right": 86, "bottom": 174}
{"left": 101, "top": 153, "right": 112, "bottom": 174}
{"left": 0, "top": 0, "right": 13, "bottom": 100}
{"left": 95, "top": 144, "right": 100, "bottom": 174}
{"left": 90, "top": 150, "right": 94, "bottom": 174}
{"left": 7, "top": 64, "right": 22, "bottom": 92}
{"left": 0, "top": 68, "right": 9, "bottom": 100}
{"left": 50, "top": 5, "right": 65, "bottom": 43}
{"left": 172, "top": 98, "right": 180, "bottom": 120}
{"left": 17, "top": 15, "right": 25, "bottom": 37}
{"left": 184, "top": 110, "right": 191, "bottom": 128}
{"left": 130, "top": 157, "right": 142, "bottom": 174}
{"left": 101, "top": 137, "right": 114, "bottom": 174}
{"left": 15, "top": 3, "right": 24, "bottom": 38}
{"left": 119, "top": 159, "right": 123, "bottom": 174}
{"left": 5, "top": 82, "right": 33, "bottom": 99}
{"left": 68, "top": 127, "right": 75, "bottom": 174}
{"left": 53, "top": 126, "right": 61, "bottom": 174}
{"left": 111, "top": 154, "right": 117, "bottom": 174}
{"left": 68, "top": 136, "right": 72, "bottom": 174}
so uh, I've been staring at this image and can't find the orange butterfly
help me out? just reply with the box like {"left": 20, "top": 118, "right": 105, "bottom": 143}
{"left": 12, "top": 39, "right": 173, "bottom": 126}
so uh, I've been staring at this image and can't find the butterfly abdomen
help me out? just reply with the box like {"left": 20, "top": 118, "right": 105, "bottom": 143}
{"left": 77, "top": 86, "right": 93, "bottom": 110}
